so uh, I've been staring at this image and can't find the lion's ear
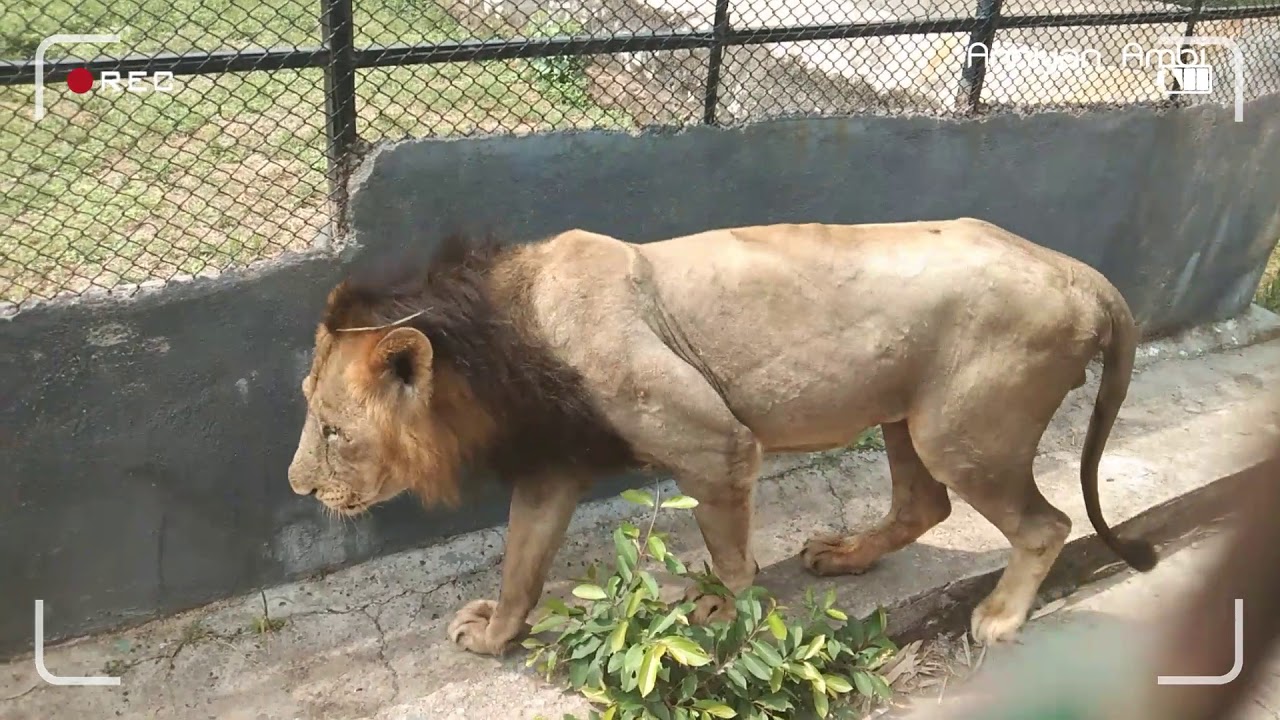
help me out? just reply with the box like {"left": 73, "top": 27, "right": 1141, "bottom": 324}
{"left": 370, "top": 326, "right": 434, "bottom": 390}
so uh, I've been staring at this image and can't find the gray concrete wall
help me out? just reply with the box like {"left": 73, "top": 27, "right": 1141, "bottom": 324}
{"left": 3, "top": 94, "right": 1279, "bottom": 657}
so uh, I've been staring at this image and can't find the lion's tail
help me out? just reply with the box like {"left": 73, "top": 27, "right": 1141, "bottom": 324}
{"left": 1080, "top": 286, "right": 1158, "bottom": 572}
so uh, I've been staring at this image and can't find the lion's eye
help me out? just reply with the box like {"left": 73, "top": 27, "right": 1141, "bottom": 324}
{"left": 322, "top": 424, "right": 340, "bottom": 440}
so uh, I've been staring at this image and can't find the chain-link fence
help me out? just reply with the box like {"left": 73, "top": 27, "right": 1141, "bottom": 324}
{"left": 2, "top": 0, "right": 1279, "bottom": 311}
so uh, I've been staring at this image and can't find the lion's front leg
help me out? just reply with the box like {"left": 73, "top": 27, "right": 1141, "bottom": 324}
{"left": 679, "top": 485, "right": 761, "bottom": 625}
{"left": 671, "top": 428, "right": 764, "bottom": 626}
{"left": 448, "top": 476, "right": 586, "bottom": 656}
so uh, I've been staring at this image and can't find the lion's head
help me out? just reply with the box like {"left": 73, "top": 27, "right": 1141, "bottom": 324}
{"left": 287, "top": 236, "right": 639, "bottom": 518}
{"left": 287, "top": 273, "right": 500, "bottom": 516}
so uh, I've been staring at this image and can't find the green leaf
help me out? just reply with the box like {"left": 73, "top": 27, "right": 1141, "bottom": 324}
{"left": 663, "top": 553, "right": 688, "bottom": 575}
{"left": 608, "top": 620, "right": 630, "bottom": 653}
{"left": 522, "top": 637, "right": 546, "bottom": 649}
{"left": 650, "top": 607, "right": 687, "bottom": 636}
{"left": 570, "top": 660, "right": 592, "bottom": 688}
{"left": 801, "top": 635, "right": 826, "bottom": 660}
{"left": 679, "top": 674, "right": 699, "bottom": 702}
{"left": 638, "top": 646, "right": 665, "bottom": 697}
{"left": 860, "top": 645, "right": 895, "bottom": 671}
{"left": 725, "top": 666, "right": 748, "bottom": 690}
{"left": 692, "top": 700, "right": 737, "bottom": 718}
{"left": 582, "top": 685, "right": 612, "bottom": 705}
{"left": 742, "top": 596, "right": 764, "bottom": 629}
{"left": 852, "top": 671, "right": 874, "bottom": 697}
{"left": 843, "top": 618, "right": 864, "bottom": 649}
{"left": 824, "top": 675, "right": 853, "bottom": 694}
{"left": 738, "top": 653, "right": 773, "bottom": 682}
{"left": 615, "top": 530, "right": 639, "bottom": 577}
{"left": 788, "top": 625, "right": 804, "bottom": 656}
{"left": 531, "top": 613, "right": 569, "bottom": 635}
{"left": 659, "top": 636, "right": 712, "bottom": 666}
{"left": 810, "top": 672, "right": 827, "bottom": 695}
{"left": 660, "top": 495, "right": 699, "bottom": 509}
{"left": 623, "top": 644, "right": 644, "bottom": 680}
{"left": 621, "top": 489, "right": 655, "bottom": 507}
{"left": 616, "top": 645, "right": 640, "bottom": 691}
{"left": 543, "top": 648, "right": 558, "bottom": 680}
{"left": 823, "top": 589, "right": 837, "bottom": 610}
{"left": 601, "top": 706, "right": 618, "bottom": 720}
{"left": 825, "top": 608, "right": 848, "bottom": 622}
{"left": 765, "top": 611, "right": 786, "bottom": 641}
{"left": 759, "top": 693, "right": 793, "bottom": 713}
{"left": 608, "top": 647, "right": 626, "bottom": 674}
{"left": 863, "top": 608, "right": 886, "bottom": 639}
{"left": 646, "top": 535, "right": 668, "bottom": 562}
{"left": 796, "top": 661, "right": 823, "bottom": 683}
{"left": 867, "top": 672, "right": 893, "bottom": 700}
{"left": 641, "top": 571, "right": 662, "bottom": 599}
{"left": 749, "top": 639, "right": 784, "bottom": 667}
{"left": 544, "top": 597, "right": 575, "bottom": 616}
{"left": 769, "top": 666, "right": 784, "bottom": 693}
{"left": 625, "top": 589, "right": 645, "bottom": 619}
{"left": 574, "top": 584, "right": 609, "bottom": 601}
{"left": 813, "top": 686, "right": 829, "bottom": 718}
{"left": 572, "top": 636, "right": 604, "bottom": 660}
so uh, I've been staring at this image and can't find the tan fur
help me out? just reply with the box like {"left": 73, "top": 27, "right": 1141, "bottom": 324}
{"left": 288, "top": 217, "right": 1156, "bottom": 656}
{"left": 292, "top": 324, "right": 497, "bottom": 511}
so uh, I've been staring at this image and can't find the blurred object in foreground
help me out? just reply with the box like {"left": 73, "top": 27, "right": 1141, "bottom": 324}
{"left": 893, "top": 399, "right": 1280, "bottom": 720}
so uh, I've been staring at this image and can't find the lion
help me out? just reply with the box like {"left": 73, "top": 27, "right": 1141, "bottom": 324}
{"left": 286, "top": 218, "right": 1157, "bottom": 657}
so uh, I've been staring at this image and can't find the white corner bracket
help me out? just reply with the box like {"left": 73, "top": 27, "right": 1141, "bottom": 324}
{"left": 1159, "top": 35, "right": 1245, "bottom": 122}
{"left": 1156, "top": 598, "right": 1244, "bottom": 685}
{"left": 34, "top": 599, "right": 122, "bottom": 686}
{"left": 33, "top": 34, "right": 121, "bottom": 121}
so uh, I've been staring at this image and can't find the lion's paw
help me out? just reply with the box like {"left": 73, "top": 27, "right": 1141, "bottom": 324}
{"left": 681, "top": 585, "right": 737, "bottom": 625}
{"left": 447, "top": 599, "right": 506, "bottom": 656}
{"left": 801, "top": 533, "right": 874, "bottom": 577}
{"left": 970, "top": 595, "right": 1027, "bottom": 646}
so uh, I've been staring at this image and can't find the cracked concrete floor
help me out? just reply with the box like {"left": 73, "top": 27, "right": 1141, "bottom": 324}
{"left": 3, "top": 319, "right": 1280, "bottom": 720}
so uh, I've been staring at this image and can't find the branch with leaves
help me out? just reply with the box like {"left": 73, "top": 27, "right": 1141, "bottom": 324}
{"left": 524, "top": 485, "right": 898, "bottom": 720}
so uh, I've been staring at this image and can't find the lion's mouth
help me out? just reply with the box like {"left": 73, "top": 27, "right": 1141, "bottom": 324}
{"left": 337, "top": 501, "right": 369, "bottom": 516}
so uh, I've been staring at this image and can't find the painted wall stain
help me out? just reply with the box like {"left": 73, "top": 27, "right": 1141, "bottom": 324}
{"left": 86, "top": 323, "right": 135, "bottom": 347}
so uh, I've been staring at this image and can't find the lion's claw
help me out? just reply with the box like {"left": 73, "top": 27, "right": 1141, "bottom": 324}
{"left": 802, "top": 532, "right": 876, "bottom": 576}
{"left": 447, "top": 598, "right": 502, "bottom": 654}
{"left": 682, "top": 585, "right": 737, "bottom": 625}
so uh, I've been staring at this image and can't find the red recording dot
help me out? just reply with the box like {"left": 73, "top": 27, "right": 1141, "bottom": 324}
{"left": 66, "top": 68, "right": 94, "bottom": 94}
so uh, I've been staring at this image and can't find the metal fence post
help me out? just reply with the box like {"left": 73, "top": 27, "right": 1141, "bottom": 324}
{"left": 958, "top": 0, "right": 1004, "bottom": 114}
{"left": 703, "top": 0, "right": 732, "bottom": 125}
{"left": 321, "top": 0, "right": 359, "bottom": 206}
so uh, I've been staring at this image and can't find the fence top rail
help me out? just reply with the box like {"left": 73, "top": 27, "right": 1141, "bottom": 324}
{"left": 2, "top": 3, "right": 1278, "bottom": 86}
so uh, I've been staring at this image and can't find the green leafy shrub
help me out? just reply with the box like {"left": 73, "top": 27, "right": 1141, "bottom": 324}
{"left": 523, "top": 487, "right": 898, "bottom": 720}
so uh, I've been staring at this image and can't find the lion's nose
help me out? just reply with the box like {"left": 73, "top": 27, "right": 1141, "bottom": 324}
{"left": 288, "top": 467, "right": 317, "bottom": 496}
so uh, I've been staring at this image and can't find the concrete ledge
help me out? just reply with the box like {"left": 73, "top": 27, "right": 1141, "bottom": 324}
{"left": 1, "top": 329, "right": 1278, "bottom": 720}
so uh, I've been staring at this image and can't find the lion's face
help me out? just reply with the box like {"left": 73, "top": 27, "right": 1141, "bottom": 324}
{"left": 287, "top": 324, "right": 456, "bottom": 515}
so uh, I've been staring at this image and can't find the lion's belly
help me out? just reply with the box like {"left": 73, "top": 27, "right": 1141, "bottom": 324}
{"left": 716, "top": 340, "right": 919, "bottom": 451}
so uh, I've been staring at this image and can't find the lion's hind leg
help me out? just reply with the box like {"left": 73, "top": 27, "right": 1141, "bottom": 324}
{"left": 802, "top": 420, "right": 951, "bottom": 575}
{"left": 908, "top": 386, "right": 1073, "bottom": 646}
{"left": 965, "top": 482, "right": 1070, "bottom": 644}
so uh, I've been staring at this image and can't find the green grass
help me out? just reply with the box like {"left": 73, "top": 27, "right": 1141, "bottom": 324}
{"left": 1258, "top": 246, "right": 1280, "bottom": 314}
{"left": 0, "top": 2, "right": 632, "bottom": 306}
